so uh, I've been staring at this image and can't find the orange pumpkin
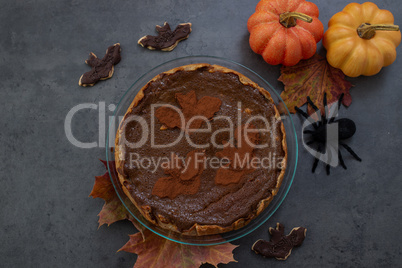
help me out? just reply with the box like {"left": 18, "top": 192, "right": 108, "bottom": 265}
{"left": 247, "top": 0, "right": 324, "bottom": 66}
{"left": 323, "top": 2, "right": 401, "bottom": 77}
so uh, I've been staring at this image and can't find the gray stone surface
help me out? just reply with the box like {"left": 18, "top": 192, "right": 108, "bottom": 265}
{"left": 1, "top": 0, "right": 401, "bottom": 267}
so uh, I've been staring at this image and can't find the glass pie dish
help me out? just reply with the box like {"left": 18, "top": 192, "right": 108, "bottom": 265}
{"left": 106, "top": 56, "right": 298, "bottom": 246}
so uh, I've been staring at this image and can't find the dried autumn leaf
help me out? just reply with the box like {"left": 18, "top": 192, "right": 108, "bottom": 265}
{"left": 119, "top": 229, "right": 238, "bottom": 268}
{"left": 90, "top": 160, "right": 132, "bottom": 227}
{"left": 278, "top": 54, "right": 353, "bottom": 114}
{"left": 92, "top": 160, "right": 238, "bottom": 268}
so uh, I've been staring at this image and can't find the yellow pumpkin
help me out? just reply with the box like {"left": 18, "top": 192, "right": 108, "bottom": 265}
{"left": 323, "top": 2, "right": 401, "bottom": 77}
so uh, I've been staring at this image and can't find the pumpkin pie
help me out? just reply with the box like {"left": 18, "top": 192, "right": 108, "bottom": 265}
{"left": 115, "top": 64, "right": 287, "bottom": 235}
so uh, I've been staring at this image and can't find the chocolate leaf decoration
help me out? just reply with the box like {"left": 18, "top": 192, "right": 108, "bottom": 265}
{"left": 278, "top": 54, "right": 352, "bottom": 114}
{"left": 214, "top": 125, "right": 259, "bottom": 185}
{"left": 155, "top": 90, "right": 222, "bottom": 131}
{"left": 138, "top": 22, "right": 192, "bottom": 51}
{"left": 79, "top": 43, "right": 121, "bottom": 87}
{"left": 152, "top": 150, "right": 205, "bottom": 199}
{"left": 252, "top": 223, "right": 306, "bottom": 260}
{"left": 119, "top": 229, "right": 238, "bottom": 268}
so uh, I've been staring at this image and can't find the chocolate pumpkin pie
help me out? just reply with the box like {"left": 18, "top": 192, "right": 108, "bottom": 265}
{"left": 115, "top": 64, "right": 287, "bottom": 236}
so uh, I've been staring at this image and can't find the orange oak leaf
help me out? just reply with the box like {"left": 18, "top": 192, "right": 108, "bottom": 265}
{"left": 155, "top": 90, "right": 222, "bottom": 131}
{"left": 119, "top": 228, "right": 238, "bottom": 268}
{"left": 90, "top": 160, "right": 133, "bottom": 227}
{"left": 278, "top": 54, "right": 353, "bottom": 114}
{"left": 152, "top": 150, "right": 205, "bottom": 199}
{"left": 214, "top": 124, "right": 259, "bottom": 186}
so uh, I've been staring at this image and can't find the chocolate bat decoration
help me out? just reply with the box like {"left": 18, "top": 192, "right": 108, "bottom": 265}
{"left": 138, "top": 22, "right": 192, "bottom": 51}
{"left": 79, "top": 43, "right": 121, "bottom": 87}
{"left": 252, "top": 223, "right": 307, "bottom": 260}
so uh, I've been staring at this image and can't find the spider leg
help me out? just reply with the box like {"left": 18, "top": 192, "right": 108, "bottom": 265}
{"left": 312, "top": 143, "right": 322, "bottom": 173}
{"left": 312, "top": 157, "right": 319, "bottom": 173}
{"left": 294, "top": 106, "right": 309, "bottom": 119}
{"left": 322, "top": 93, "right": 328, "bottom": 125}
{"left": 326, "top": 164, "right": 330, "bottom": 175}
{"left": 307, "top": 96, "right": 320, "bottom": 112}
{"left": 340, "top": 142, "right": 362, "bottom": 161}
{"left": 295, "top": 106, "right": 318, "bottom": 129}
{"left": 338, "top": 93, "right": 344, "bottom": 110}
{"left": 338, "top": 149, "right": 347, "bottom": 169}
{"left": 306, "top": 140, "right": 315, "bottom": 145}
{"left": 329, "top": 93, "right": 344, "bottom": 124}
{"left": 307, "top": 96, "right": 322, "bottom": 128}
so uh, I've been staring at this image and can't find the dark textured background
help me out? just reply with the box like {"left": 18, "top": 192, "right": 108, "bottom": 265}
{"left": 1, "top": 0, "right": 401, "bottom": 267}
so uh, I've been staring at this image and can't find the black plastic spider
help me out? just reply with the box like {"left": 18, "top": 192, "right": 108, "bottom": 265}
{"left": 295, "top": 93, "right": 361, "bottom": 175}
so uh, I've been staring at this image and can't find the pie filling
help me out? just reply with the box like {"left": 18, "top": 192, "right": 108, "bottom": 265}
{"left": 116, "top": 65, "right": 286, "bottom": 232}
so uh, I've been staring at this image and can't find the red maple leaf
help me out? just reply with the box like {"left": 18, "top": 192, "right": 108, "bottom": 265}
{"left": 155, "top": 90, "right": 222, "bottom": 131}
{"left": 278, "top": 54, "right": 353, "bottom": 114}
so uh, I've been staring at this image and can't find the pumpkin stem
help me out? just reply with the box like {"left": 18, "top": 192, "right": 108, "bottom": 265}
{"left": 279, "top": 12, "right": 313, "bottom": 28}
{"left": 357, "top": 23, "right": 400, "bottom": 39}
